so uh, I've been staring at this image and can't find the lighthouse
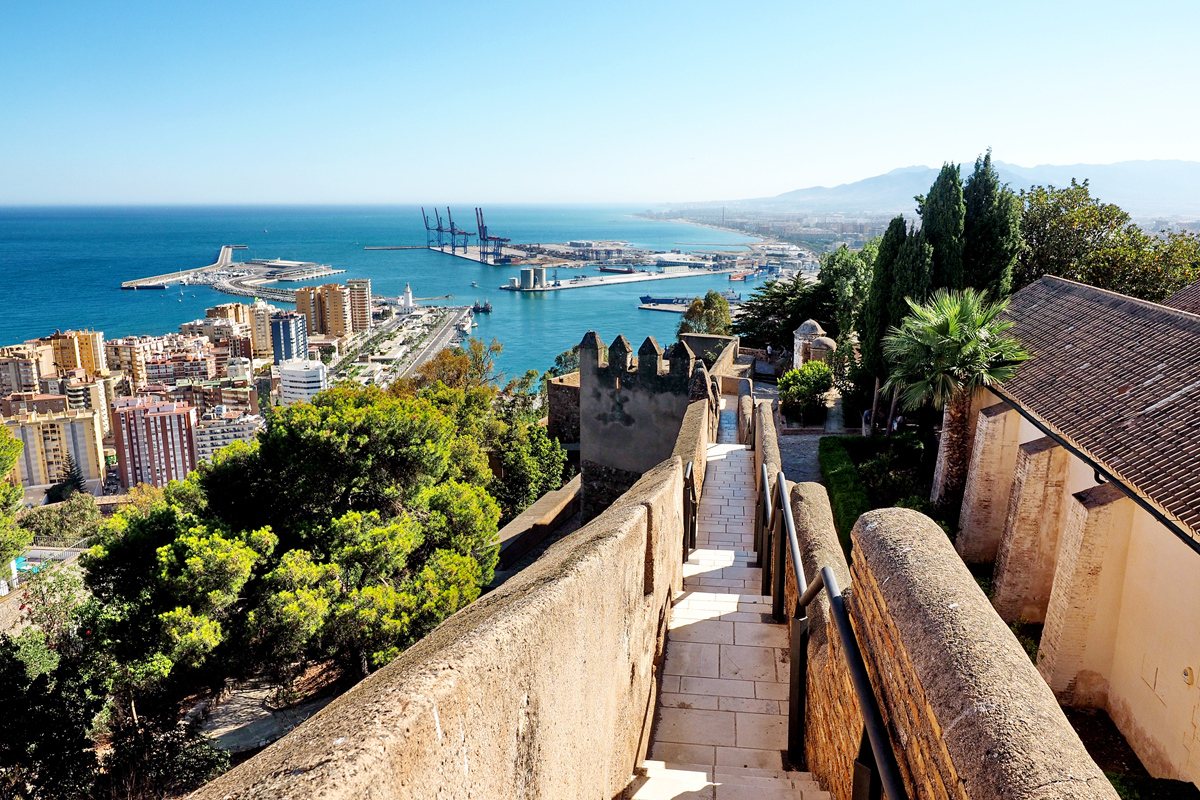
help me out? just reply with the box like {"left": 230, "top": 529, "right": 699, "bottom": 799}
{"left": 399, "top": 283, "right": 415, "bottom": 314}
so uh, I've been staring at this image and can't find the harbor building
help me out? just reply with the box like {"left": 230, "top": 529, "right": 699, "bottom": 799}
{"left": 346, "top": 278, "right": 373, "bottom": 331}
{"left": 279, "top": 359, "right": 327, "bottom": 405}
{"left": 111, "top": 396, "right": 198, "bottom": 488}
{"left": 295, "top": 284, "right": 352, "bottom": 337}
{"left": 270, "top": 312, "right": 309, "bottom": 364}
{"left": 195, "top": 405, "right": 264, "bottom": 462}
{"left": 3, "top": 407, "right": 105, "bottom": 490}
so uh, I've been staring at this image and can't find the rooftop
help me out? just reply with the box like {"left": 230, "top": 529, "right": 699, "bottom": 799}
{"left": 1001, "top": 276, "right": 1200, "bottom": 541}
{"left": 1162, "top": 280, "right": 1200, "bottom": 315}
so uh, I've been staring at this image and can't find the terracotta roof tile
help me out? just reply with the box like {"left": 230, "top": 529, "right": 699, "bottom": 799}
{"left": 1000, "top": 276, "right": 1200, "bottom": 542}
{"left": 1163, "top": 281, "right": 1200, "bottom": 315}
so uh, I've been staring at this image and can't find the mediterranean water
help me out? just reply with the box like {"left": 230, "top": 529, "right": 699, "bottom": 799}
{"left": 0, "top": 206, "right": 758, "bottom": 380}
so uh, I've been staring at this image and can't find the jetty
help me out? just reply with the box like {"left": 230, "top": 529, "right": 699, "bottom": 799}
{"left": 499, "top": 267, "right": 736, "bottom": 293}
{"left": 121, "top": 245, "right": 247, "bottom": 289}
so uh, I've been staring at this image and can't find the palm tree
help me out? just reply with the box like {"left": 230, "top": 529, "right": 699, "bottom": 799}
{"left": 882, "top": 288, "right": 1028, "bottom": 519}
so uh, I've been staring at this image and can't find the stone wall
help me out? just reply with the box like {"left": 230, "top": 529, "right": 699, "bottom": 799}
{"left": 787, "top": 481, "right": 862, "bottom": 800}
{"left": 672, "top": 400, "right": 711, "bottom": 498}
{"left": 679, "top": 333, "right": 738, "bottom": 371}
{"left": 736, "top": 379, "right": 753, "bottom": 444}
{"left": 957, "top": 402, "right": 1021, "bottom": 563}
{"left": 546, "top": 371, "right": 580, "bottom": 446}
{"left": 850, "top": 508, "right": 1118, "bottom": 800}
{"left": 579, "top": 331, "right": 699, "bottom": 520}
{"left": 493, "top": 475, "right": 581, "bottom": 572}
{"left": 192, "top": 458, "right": 688, "bottom": 800}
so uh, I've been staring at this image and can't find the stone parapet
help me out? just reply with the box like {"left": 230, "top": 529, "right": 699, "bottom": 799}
{"left": 192, "top": 457, "right": 687, "bottom": 800}
{"left": 788, "top": 481, "right": 861, "bottom": 800}
{"left": 851, "top": 508, "right": 1118, "bottom": 800}
{"left": 991, "top": 437, "right": 1072, "bottom": 623}
{"left": 546, "top": 371, "right": 580, "bottom": 445}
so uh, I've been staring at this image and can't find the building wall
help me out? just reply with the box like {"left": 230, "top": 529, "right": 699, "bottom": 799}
{"left": 112, "top": 399, "right": 198, "bottom": 488}
{"left": 3, "top": 410, "right": 103, "bottom": 487}
{"left": 346, "top": 278, "right": 372, "bottom": 332}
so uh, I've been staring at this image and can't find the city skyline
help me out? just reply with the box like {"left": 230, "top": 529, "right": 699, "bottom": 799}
{"left": 3, "top": 0, "right": 1199, "bottom": 205}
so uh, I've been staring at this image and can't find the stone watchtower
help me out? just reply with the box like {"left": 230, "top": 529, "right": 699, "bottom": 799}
{"left": 578, "top": 331, "right": 711, "bottom": 520}
{"left": 793, "top": 318, "right": 837, "bottom": 367}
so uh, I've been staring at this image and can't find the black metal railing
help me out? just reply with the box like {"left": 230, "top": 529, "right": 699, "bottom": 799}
{"left": 757, "top": 468, "right": 909, "bottom": 800}
{"left": 682, "top": 461, "right": 698, "bottom": 561}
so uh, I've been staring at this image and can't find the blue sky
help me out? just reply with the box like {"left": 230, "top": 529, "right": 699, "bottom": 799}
{"left": 2, "top": 0, "right": 1197, "bottom": 204}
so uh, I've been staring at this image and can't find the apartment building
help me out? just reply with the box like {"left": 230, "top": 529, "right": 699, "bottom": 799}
{"left": 250, "top": 299, "right": 276, "bottom": 360}
{"left": 295, "top": 284, "right": 353, "bottom": 337}
{"left": 270, "top": 312, "right": 309, "bottom": 364}
{"left": 279, "top": 359, "right": 327, "bottom": 405}
{"left": 2, "top": 408, "right": 105, "bottom": 489}
{"left": 346, "top": 278, "right": 373, "bottom": 332}
{"left": 195, "top": 405, "right": 264, "bottom": 462}
{"left": 111, "top": 396, "right": 198, "bottom": 488}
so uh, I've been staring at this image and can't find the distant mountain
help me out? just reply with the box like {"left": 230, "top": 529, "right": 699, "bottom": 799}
{"left": 731, "top": 160, "right": 1200, "bottom": 217}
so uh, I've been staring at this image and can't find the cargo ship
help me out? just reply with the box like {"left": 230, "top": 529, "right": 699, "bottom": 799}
{"left": 639, "top": 289, "right": 740, "bottom": 305}
{"left": 597, "top": 265, "right": 636, "bottom": 274}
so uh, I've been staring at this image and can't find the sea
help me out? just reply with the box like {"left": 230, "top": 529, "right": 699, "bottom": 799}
{"left": 0, "top": 206, "right": 758, "bottom": 380}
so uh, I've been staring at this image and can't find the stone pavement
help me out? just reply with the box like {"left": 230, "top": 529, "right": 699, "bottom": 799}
{"left": 630, "top": 397, "right": 828, "bottom": 799}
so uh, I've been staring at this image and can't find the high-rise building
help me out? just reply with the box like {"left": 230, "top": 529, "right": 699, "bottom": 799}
{"left": 111, "top": 396, "right": 198, "bottom": 488}
{"left": 195, "top": 405, "right": 264, "bottom": 462}
{"left": 0, "top": 343, "right": 55, "bottom": 394}
{"left": 250, "top": 299, "right": 276, "bottom": 360}
{"left": 64, "top": 373, "right": 114, "bottom": 435}
{"left": 144, "top": 351, "right": 218, "bottom": 385}
{"left": 105, "top": 336, "right": 164, "bottom": 388}
{"left": 72, "top": 330, "right": 107, "bottom": 374}
{"left": 3, "top": 408, "right": 105, "bottom": 489}
{"left": 346, "top": 278, "right": 373, "bottom": 332}
{"left": 206, "top": 303, "right": 251, "bottom": 325}
{"left": 294, "top": 284, "right": 353, "bottom": 337}
{"left": 279, "top": 359, "right": 327, "bottom": 405}
{"left": 270, "top": 312, "right": 309, "bottom": 364}
{"left": 180, "top": 317, "right": 250, "bottom": 343}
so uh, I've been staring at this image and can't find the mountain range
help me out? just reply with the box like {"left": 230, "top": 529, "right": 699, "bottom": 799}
{"left": 727, "top": 160, "right": 1200, "bottom": 217}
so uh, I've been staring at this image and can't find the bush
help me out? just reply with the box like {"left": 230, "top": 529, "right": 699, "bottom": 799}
{"left": 817, "top": 437, "right": 871, "bottom": 556}
{"left": 1106, "top": 772, "right": 1200, "bottom": 800}
{"left": 831, "top": 352, "right": 876, "bottom": 424}
{"left": 779, "top": 361, "right": 834, "bottom": 422}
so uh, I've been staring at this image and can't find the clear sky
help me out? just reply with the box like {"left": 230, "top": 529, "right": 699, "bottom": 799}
{"left": 2, "top": 0, "right": 1197, "bottom": 205}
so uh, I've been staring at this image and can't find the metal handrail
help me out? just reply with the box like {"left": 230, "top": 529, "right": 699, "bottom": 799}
{"left": 769, "top": 471, "right": 909, "bottom": 800}
{"left": 682, "top": 461, "right": 697, "bottom": 561}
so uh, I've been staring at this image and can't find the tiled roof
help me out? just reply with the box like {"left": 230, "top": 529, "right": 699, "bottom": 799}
{"left": 998, "top": 276, "right": 1200, "bottom": 543}
{"left": 1163, "top": 281, "right": 1200, "bottom": 315}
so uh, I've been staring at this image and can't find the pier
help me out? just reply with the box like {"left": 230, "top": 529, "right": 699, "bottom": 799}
{"left": 121, "top": 245, "right": 247, "bottom": 289}
{"left": 499, "top": 267, "right": 736, "bottom": 293}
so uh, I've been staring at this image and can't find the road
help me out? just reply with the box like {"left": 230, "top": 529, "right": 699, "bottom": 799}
{"left": 401, "top": 307, "right": 470, "bottom": 378}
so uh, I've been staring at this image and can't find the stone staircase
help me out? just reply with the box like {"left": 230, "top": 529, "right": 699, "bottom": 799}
{"left": 627, "top": 397, "right": 830, "bottom": 799}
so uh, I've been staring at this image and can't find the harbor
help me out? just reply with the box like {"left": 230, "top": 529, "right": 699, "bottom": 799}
{"left": 497, "top": 265, "right": 737, "bottom": 293}
{"left": 120, "top": 249, "right": 346, "bottom": 302}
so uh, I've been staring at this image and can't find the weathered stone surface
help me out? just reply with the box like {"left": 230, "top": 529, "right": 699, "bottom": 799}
{"left": 546, "top": 371, "right": 580, "bottom": 445}
{"left": 680, "top": 333, "right": 738, "bottom": 371}
{"left": 495, "top": 474, "right": 581, "bottom": 570}
{"left": 851, "top": 508, "right": 1118, "bottom": 800}
{"left": 736, "top": 379, "right": 753, "bottom": 445}
{"left": 991, "top": 437, "right": 1072, "bottom": 623}
{"left": 1038, "top": 483, "right": 1134, "bottom": 708}
{"left": 582, "top": 459, "right": 643, "bottom": 522}
{"left": 191, "top": 458, "right": 687, "bottom": 800}
{"left": 957, "top": 402, "right": 1021, "bottom": 563}
{"left": 788, "top": 482, "right": 860, "bottom": 800}
{"left": 672, "top": 400, "right": 711, "bottom": 501}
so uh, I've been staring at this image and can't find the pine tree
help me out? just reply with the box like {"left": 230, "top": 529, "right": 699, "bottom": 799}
{"left": 918, "top": 162, "right": 966, "bottom": 291}
{"left": 859, "top": 215, "right": 906, "bottom": 380}
{"left": 62, "top": 452, "right": 87, "bottom": 497}
{"left": 962, "top": 151, "right": 1023, "bottom": 298}
{"left": 888, "top": 224, "right": 934, "bottom": 328}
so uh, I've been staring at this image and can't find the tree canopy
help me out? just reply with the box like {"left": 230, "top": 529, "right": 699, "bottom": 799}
{"left": 677, "top": 290, "right": 733, "bottom": 337}
{"left": 818, "top": 244, "right": 874, "bottom": 343}
{"left": 918, "top": 163, "right": 966, "bottom": 291}
{"left": 732, "top": 275, "right": 838, "bottom": 352}
{"left": 962, "top": 151, "right": 1023, "bottom": 298}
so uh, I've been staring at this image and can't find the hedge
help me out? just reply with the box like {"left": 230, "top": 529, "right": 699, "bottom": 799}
{"left": 818, "top": 437, "right": 872, "bottom": 557}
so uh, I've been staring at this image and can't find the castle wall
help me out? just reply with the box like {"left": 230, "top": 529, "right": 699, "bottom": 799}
{"left": 546, "top": 371, "right": 579, "bottom": 446}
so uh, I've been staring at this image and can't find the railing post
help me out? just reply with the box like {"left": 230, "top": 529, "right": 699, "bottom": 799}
{"left": 772, "top": 502, "right": 786, "bottom": 621}
{"left": 682, "top": 462, "right": 694, "bottom": 562}
{"left": 789, "top": 614, "right": 808, "bottom": 768}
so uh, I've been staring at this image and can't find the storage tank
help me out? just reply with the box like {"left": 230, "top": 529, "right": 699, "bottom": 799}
{"left": 508, "top": 276, "right": 519, "bottom": 288}
{"left": 520, "top": 268, "right": 534, "bottom": 290}
{"left": 533, "top": 267, "right": 546, "bottom": 288}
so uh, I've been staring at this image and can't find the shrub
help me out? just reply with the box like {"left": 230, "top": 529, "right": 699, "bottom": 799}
{"left": 831, "top": 352, "right": 876, "bottom": 424}
{"left": 817, "top": 437, "right": 871, "bottom": 556}
{"left": 779, "top": 361, "right": 834, "bottom": 422}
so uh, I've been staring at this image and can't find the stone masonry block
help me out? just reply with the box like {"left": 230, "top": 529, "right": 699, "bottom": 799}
{"left": 991, "top": 437, "right": 1071, "bottom": 624}
{"left": 957, "top": 402, "right": 1021, "bottom": 564}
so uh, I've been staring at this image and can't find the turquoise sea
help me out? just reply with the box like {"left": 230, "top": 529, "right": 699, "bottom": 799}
{"left": 0, "top": 206, "right": 758, "bottom": 379}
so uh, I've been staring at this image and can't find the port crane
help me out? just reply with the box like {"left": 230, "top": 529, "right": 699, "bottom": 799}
{"left": 446, "top": 207, "right": 475, "bottom": 254}
{"left": 422, "top": 207, "right": 450, "bottom": 250}
{"left": 475, "top": 207, "right": 511, "bottom": 265}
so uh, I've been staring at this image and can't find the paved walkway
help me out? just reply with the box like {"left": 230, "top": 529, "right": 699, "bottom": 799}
{"left": 630, "top": 397, "right": 828, "bottom": 799}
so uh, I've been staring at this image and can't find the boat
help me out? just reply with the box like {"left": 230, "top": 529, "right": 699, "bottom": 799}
{"left": 598, "top": 265, "right": 635, "bottom": 274}
{"left": 640, "top": 289, "right": 740, "bottom": 306}
{"left": 471, "top": 281, "right": 478, "bottom": 287}
{"left": 472, "top": 300, "right": 493, "bottom": 313}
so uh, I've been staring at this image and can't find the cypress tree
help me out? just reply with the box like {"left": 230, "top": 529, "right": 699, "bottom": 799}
{"left": 962, "top": 150, "right": 1023, "bottom": 298}
{"left": 889, "top": 224, "right": 934, "bottom": 327}
{"left": 860, "top": 215, "right": 906, "bottom": 380}
{"left": 918, "top": 162, "right": 966, "bottom": 290}
{"left": 63, "top": 452, "right": 87, "bottom": 496}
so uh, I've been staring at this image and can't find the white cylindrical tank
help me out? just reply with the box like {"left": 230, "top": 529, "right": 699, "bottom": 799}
{"left": 520, "top": 268, "right": 534, "bottom": 290}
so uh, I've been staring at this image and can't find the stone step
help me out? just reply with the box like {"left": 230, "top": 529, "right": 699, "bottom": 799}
{"left": 631, "top": 761, "right": 829, "bottom": 799}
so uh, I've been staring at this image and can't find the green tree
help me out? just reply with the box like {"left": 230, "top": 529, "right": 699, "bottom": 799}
{"left": 818, "top": 245, "right": 873, "bottom": 342}
{"left": 17, "top": 562, "right": 85, "bottom": 644}
{"left": 889, "top": 225, "right": 935, "bottom": 327}
{"left": 732, "top": 275, "right": 839, "bottom": 351}
{"left": 0, "top": 428, "right": 30, "bottom": 568}
{"left": 96, "top": 723, "right": 229, "bottom": 800}
{"left": 778, "top": 361, "right": 834, "bottom": 422}
{"left": 860, "top": 216, "right": 908, "bottom": 429}
{"left": 1017, "top": 180, "right": 1200, "bottom": 300}
{"left": 677, "top": 290, "right": 733, "bottom": 336}
{"left": 882, "top": 288, "right": 1029, "bottom": 520}
{"left": 488, "top": 422, "right": 566, "bottom": 524}
{"left": 18, "top": 491, "right": 101, "bottom": 547}
{"left": 918, "top": 163, "right": 966, "bottom": 291}
{"left": 962, "top": 150, "right": 1023, "bottom": 298}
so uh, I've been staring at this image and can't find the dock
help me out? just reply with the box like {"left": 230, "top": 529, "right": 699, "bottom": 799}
{"left": 121, "top": 245, "right": 247, "bottom": 289}
{"left": 499, "top": 267, "right": 736, "bottom": 293}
